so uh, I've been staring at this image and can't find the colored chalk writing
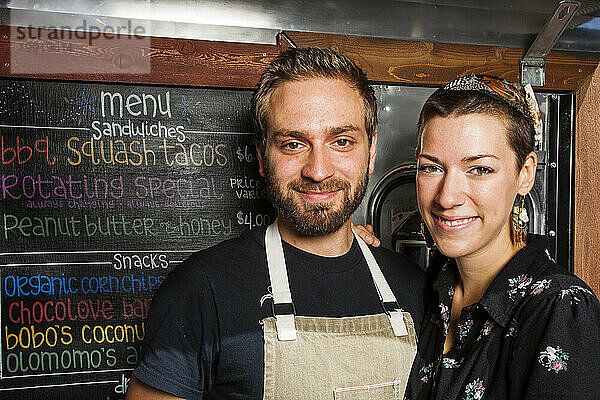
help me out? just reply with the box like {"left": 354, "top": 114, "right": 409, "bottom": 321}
{"left": 0, "top": 78, "right": 273, "bottom": 398}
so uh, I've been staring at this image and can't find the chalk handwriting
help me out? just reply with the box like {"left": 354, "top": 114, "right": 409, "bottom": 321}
{"left": 2, "top": 135, "right": 56, "bottom": 165}
{"left": 112, "top": 253, "right": 168, "bottom": 270}
{"left": 91, "top": 120, "right": 185, "bottom": 143}
{"left": 101, "top": 90, "right": 171, "bottom": 119}
{"left": 134, "top": 176, "right": 223, "bottom": 200}
{"left": 4, "top": 346, "right": 118, "bottom": 373}
{"left": 67, "top": 137, "right": 229, "bottom": 167}
{"left": 161, "top": 216, "right": 232, "bottom": 237}
{"left": 2, "top": 174, "right": 124, "bottom": 200}
{"left": 3, "top": 273, "right": 165, "bottom": 297}
{"left": 8, "top": 299, "right": 114, "bottom": 324}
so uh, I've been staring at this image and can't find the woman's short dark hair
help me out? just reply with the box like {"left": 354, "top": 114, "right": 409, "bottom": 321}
{"left": 416, "top": 81, "right": 536, "bottom": 170}
{"left": 251, "top": 47, "right": 377, "bottom": 151}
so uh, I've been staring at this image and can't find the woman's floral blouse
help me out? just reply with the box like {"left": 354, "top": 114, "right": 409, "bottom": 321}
{"left": 405, "top": 236, "right": 600, "bottom": 399}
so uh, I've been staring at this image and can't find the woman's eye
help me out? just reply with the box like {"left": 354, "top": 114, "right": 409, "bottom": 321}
{"left": 418, "top": 165, "right": 441, "bottom": 173}
{"left": 471, "top": 166, "right": 494, "bottom": 175}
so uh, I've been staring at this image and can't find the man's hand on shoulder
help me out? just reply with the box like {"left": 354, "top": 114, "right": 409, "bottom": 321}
{"left": 126, "top": 374, "right": 185, "bottom": 400}
{"left": 353, "top": 224, "right": 381, "bottom": 247}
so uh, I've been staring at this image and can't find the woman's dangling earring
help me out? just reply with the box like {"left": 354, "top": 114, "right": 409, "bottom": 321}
{"left": 512, "top": 194, "right": 529, "bottom": 246}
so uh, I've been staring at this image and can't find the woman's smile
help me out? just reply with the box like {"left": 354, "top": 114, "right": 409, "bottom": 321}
{"left": 434, "top": 214, "right": 479, "bottom": 231}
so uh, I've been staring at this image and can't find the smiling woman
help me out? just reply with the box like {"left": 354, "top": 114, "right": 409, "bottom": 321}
{"left": 409, "top": 75, "right": 600, "bottom": 400}
{"left": 356, "top": 74, "right": 600, "bottom": 400}
{"left": 416, "top": 112, "right": 536, "bottom": 263}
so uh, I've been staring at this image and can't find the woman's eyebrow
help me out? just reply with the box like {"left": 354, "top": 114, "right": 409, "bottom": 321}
{"left": 418, "top": 153, "right": 441, "bottom": 163}
{"left": 462, "top": 154, "right": 499, "bottom": 163}
{"left": 418, "top": 153, "right": 499, "bottom": 163}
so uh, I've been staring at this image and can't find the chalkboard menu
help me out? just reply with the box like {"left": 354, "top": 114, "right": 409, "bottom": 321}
{"left": 0, "top": 78, "right": 273, "bottom": 399}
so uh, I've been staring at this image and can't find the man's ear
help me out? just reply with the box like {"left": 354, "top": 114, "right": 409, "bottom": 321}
{"left": 256, "top": 143, "right": 266, "bottom": 178}
{"left": 518, "top": 152, "right": 537, "bottom": 195}
{"left": 368, "top": 131, "right": 377, "bottom": 175}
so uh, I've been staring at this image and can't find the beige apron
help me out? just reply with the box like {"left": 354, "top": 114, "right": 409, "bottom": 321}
{"left": 262, "top": 221, "right": 417, "bottom": 400}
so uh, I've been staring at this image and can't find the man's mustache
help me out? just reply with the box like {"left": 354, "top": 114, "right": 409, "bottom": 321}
{"left": 287, "top": 179, "right": 350, "bottom": 193}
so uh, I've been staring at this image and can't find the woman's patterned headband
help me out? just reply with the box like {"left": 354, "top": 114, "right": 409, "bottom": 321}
{"left": 443, "top": 74, "right": 543, "bottom": 146}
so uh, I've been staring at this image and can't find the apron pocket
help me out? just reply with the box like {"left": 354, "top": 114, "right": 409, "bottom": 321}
{"left": 333, "top": 380, "right": 403, "bottom": 400}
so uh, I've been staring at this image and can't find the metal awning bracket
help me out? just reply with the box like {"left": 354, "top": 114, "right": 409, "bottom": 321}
{"left": 521, "top": 1, "right": 580, "bottom": 87}
{"left": 521, "top": 59, "right": 547, "bottom": 87}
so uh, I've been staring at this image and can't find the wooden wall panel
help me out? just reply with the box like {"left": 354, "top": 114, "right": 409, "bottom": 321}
{"left": 0, "top": 25, "right": 279, "bottom": 88}
{"left": 1, "top": 25, "right": 598, "bottom": 92}
{"left": 283, "top": 30, "right": 599, "bottom": 91}
{"left": 575, "top": 65, "right": 600, "bottom": 296}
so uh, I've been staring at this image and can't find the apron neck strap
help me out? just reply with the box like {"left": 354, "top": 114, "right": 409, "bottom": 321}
{"left": 265, "top": 221, "right": 296, "bottom": 340}
{"left": 352, "top": 228, "right": 408, "bottom": 336}
{"left": 265, "top": 221, "right": 408, "bottom": 339}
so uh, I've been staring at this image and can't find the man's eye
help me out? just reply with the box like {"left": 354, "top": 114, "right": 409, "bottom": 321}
{"left": 335, "top": 138, "right": 351, "bottom": 147}
{"left": 284, "top": 142, "right": 302, "bottom": 150}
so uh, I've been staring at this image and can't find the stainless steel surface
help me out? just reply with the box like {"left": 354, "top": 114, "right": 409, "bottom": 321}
{"left": 527, "top": 184, "right": 545, "bottom": 235}
{"left": 353, "top": 85, "right": 435, "bottom": 228}
{"left": 533, "top": 93, "right": 550, "bottom": 237}
{"left": 546, "top": 93, "right": 575, "bottom": 269}
{"left": 3, "top": 7, "right": 279, "bottom": 44}
{"left": 520, "top": 1, "right": 581, "bottom": 86}
{"left": 2, "top": 1, "right": 600, "bottom": 51}
{"left": 367, "top": 165, "right": 418, "bottom": 227}
{"left": 521, "top": 60, "right": 547, "bottom": 87}
{"left": 366, "top": 164, "right": 418, "bottom": 250}
{"left": 525, "top": 1, "right": 581, "bottom": 59}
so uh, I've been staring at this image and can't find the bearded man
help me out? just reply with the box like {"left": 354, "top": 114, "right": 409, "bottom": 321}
{"left": 127, "top": 47, "right": 425, "bottom": 400}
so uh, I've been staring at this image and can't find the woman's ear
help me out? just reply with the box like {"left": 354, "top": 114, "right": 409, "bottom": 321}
{"left": 518, "top": 152, "right": 537, "bottom": 195}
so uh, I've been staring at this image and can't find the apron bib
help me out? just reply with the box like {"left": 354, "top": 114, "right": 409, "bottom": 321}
{"left": 262, "top": 221, "right": 417, "bottom": 399}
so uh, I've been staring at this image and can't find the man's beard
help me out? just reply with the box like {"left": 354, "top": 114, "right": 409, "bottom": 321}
{"left": 264, "top": 159, "right": 369, "bottom": 236}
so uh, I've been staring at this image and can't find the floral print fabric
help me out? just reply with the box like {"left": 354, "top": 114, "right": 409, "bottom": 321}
{"left": 405, "top": 235, "right": 600, "bottom": 400}
{"left": 538, "top": 346, "right": 568, "bottom": 374}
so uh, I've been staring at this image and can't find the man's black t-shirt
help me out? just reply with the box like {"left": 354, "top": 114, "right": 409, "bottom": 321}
{"left": 134, "top": 228, "right": 425, "bottom": 399}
